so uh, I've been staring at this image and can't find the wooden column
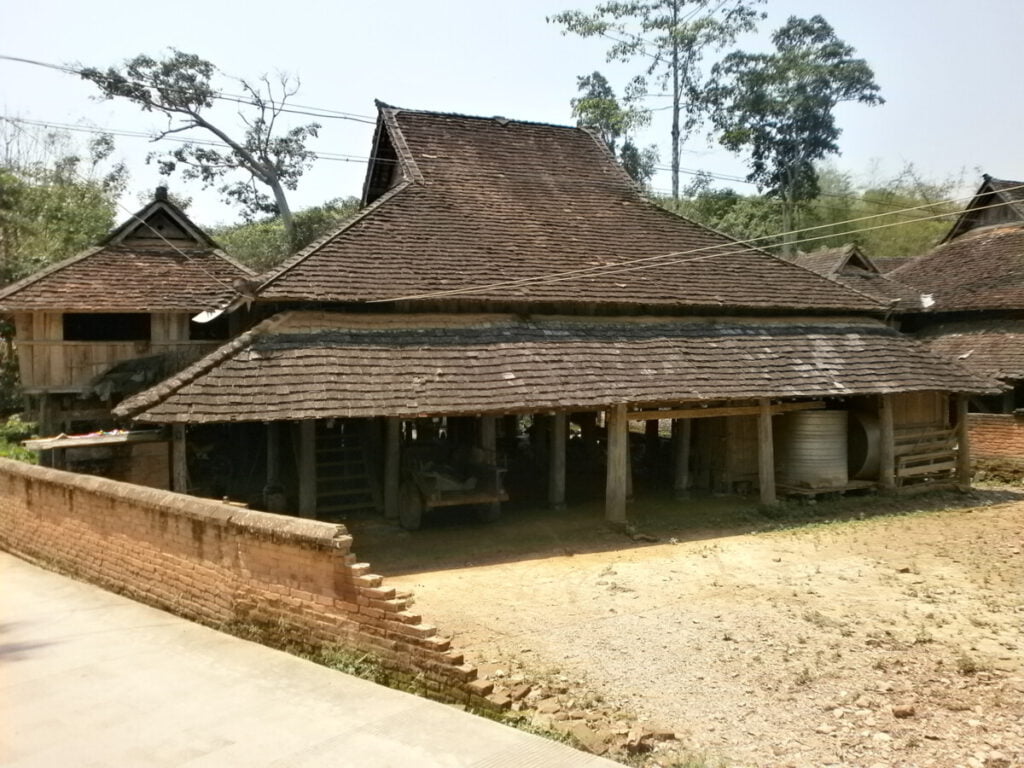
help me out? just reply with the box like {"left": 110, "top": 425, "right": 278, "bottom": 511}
{"left": 297, "top": 420, "right": 317, "bottom": 518}
{"left": 480, "top": 415, "right": 497, "bottom": 463}
{"left": 955, "top": 393, "right": 971, "bottom": 488}
{"left": 605, "top": 403, "right": 628, "bottom": 525}
{"left": 757, "top": 399, "right": 776, "bottom": 505}
{"left": 878, "top": 394, "right": 896, "bottom": 491}
{"left": 266, "top": 422, "right": 280, "bottom": 486}
{"left": 645, "top": 418, "right": 660, "bottom": 470}
{"left": 548, "top": 412, "right": 567, "bottom": 509}
{"left": 171, "top": 423, "right": 188, "bottom": 493}
{"left": 383, "top": 417, "right": 401, "bottom": 521}
{"left": 672, "top": 418, "right": 692, "bottom": 498}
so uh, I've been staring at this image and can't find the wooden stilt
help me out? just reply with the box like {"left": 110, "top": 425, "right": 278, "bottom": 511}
{"left": 383, "top": 417, "right": 401, "bottom": 520}
{"left": 480, "top": 415, "right": 497, "bottom": 463}
{"left": 672, "top": 418, "right": 692, "bottom": 498}
{"left": 298, "top": 420, "right": 317, "bottom": 518}
{"left": 171, "top": 423, "right": 188, "bottom": 493}
{"left": 549, "top": 412, "right": 567, "bottom": 509}
{"left": 645, "top": 418, "right": 660, "bottom": 471}
{"left": 757, "top": 399, "right": 776, "bottom": 505}
{"left": 878, "top": 394, "right": 896, "bottom": 491}
{"left": 955, "top": 393, "right": 971, "bottom": 488}
{"left": 266, "top": 422, "right": 280, "bottom": 486}
{"left": 606, "top": 403, "right": 628, "bottom": 525}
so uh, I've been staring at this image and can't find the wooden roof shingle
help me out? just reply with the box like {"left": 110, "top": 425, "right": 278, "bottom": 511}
{"left": 258, "top": 105, "right": 881, "bottom": 313}
{"left": 114, "top": 312, "right": 999, "bottom": 424}
{"left": 0, "top": 191, "right": 254, "bottom": 313}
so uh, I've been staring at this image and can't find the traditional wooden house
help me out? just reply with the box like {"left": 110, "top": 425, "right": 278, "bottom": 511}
{"left": 111, "top": 105, "right": 997, "bottom": 525}
{"left": 0, "top": 188, "right": 254, "bottom": 484}
{"left": 889, "top": 175, "right": 1024, "bottom": 474}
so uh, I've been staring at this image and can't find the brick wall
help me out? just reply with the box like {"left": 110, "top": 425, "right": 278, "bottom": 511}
{"left": 0, "top": 458, "right": 496, "bottom": 707}
{"left": 968, "top": 413, "right": 1024, "bottom": 477}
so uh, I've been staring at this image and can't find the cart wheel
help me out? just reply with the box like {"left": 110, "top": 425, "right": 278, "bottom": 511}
{"left": 399, "top": 482, "right": 424, "bottom": 530}
{"left": 477, "top": 501, "right": 501, "bottom": 523}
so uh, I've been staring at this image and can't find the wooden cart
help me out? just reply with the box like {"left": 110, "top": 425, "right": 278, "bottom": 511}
{"left": 398, "top": 460, "right": 508, "bottom": 530}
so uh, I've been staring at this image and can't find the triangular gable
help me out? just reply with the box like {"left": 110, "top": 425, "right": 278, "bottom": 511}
{"left": 104, "top": 188, "right": 219, "bottom": 249}
{"left": 942, "top": 175, "right": 1024, "bottom": 244}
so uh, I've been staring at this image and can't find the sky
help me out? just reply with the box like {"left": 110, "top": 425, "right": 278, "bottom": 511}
{"left": 2, "top": 0, "right": 1022, "bottom": 228}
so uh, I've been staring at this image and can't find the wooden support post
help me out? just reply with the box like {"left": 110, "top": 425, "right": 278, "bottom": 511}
{"left": 605, "top": 403, "right": 628, "bottom": 525}
{"left": 757, "top": 399, "right": 776, "bottom": 505}
{"left": 384, "top": 417, "right": 401, "bottom": 521}
{"left": 645, "top": 418, "right": 660, "bottom": 470}
{"left": 625, "top": 429, "right": 634, "bottom": 500}
{"left": 955, "top": 393, "right": 971, "bottom": 488}
{"left": 480, "top": 415, "right": 497, "bottom": 463}
{"left": 672, "top": 418, "right": 692, "bottom": 499}
{"left": 878, "top": 394, "right": 896, "bottom": 491}
{"left": 298, "top": 420, "right": 317, "bottom": 518}
{"left": 266, "top": 422, "right": 280, "bottom": 487}
{"left": 171, "top": 423, "right": 188, "bottom": 493}
{"left": 549, "top": 412, "right": 567, "bottom": 509}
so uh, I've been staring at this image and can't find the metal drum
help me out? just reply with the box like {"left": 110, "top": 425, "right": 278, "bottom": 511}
{"left": 776, "top": 410, "right": 849, "bottom": 488}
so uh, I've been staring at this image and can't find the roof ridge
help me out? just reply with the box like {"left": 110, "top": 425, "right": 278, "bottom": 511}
{"left": 375, "top": 100, "right": 581, "bottom": 132}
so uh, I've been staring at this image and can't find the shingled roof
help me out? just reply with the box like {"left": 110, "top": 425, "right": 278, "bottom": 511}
{"left": 0, "top": 189, "right": 253, "bottom": 312}
{"left": 918, "top": 320, "right": 1024, "bottom": 382}
{"left": 114, "top": 312, "right": 998, "bottom": 424}
{"left": 257, "top": 104, "right": 879, "bottom": 313}
{"left": 889, "top": 226, "right": 1024, "bottom": 313}
{"left": 941, "top": 175, "right": 1024, "bottom": 244}
{"left": 792, "top": 245, "right": 922, "bottom": 308}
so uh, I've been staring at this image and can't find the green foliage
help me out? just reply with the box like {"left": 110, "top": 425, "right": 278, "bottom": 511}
{"left": 0, "top": 415, "right": 38, "bottom": 462}
{"left": 656, "top": 163, "right": 959, "bottom": 262}
{"left": 214, "top": 197, "right": 360, "bottom": 273}
{"left": 571, "top": 71, "right": 658, "bottom": 184}
{"left": 0, "top": 125, "right": 126, "bottom": 285}
{"left": 550, "top": 0, "right": 765, "bottom": 197}
{"left": 708, "top": 14, "right": 883, "bottom": 236}
{"left": 80, "top": 50, "right": 320, "bottom": 244}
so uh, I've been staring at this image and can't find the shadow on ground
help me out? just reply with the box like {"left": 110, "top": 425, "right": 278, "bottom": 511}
{"left": 344, "top": 483, "right": 1024, "bottom": 577}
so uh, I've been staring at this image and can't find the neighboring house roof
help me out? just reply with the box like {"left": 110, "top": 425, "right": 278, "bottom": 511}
{"left": 114, "top": 312, "right": 998, "bottom": 424}
{"left": 258, "top": 104, "right": 879, "bottom": 313}
{"left": 792, "top": 245, "right": 923, "bottom": 308}
{"left": 941, "top": 174, "right": 1024, "bottom": 244}
{"left": 918, "top": 320, "right": 1024, "bottom": 382}
{"left": 889, "top": 225, "right": 1024, "bottom": 313}
{"left": 0, "top": 189, "right": 254, "bottom": 313}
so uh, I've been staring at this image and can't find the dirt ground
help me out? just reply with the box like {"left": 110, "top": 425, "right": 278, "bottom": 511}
{"left": 350, "top": 488, "right": 1024, "bottom": 768}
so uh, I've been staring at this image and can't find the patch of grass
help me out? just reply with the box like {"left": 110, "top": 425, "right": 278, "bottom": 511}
{"left": 0, "top": 415, "right": 38, "bottom": 463}
{"left": 955, "top": 649, "right": 985, "bottom": 676}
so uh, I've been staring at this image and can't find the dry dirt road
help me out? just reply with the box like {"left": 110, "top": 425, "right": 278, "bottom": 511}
{"left": 384, "top": 493, "right": 1024, "bottom": 768}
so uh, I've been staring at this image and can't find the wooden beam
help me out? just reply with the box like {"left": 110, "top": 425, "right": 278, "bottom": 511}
{"left": 672, "top": 418, "right": 692, "bottom": 498}
{"left": 628, "top": 400, "right": 825, "bottom": 422}
{"left": 605, "top": 403, "right": 628, "bottom": 525}
{"left": 548, "top": 412, "right": 567, "bottom": 509}
{"left": 383, "top": 417, "right": 401, "bottom": 521}
{"left": 298, "top": 420, "right": 317, "bottom": 518}
{"left": 171, "top": 423, "right": 188, "bottom": 493}
{"left": 878, "top": 394, "right": 896, "bottom": 491}
{"left": 955, "top": 394, "right": 971, "bottom": 488}
{"left": 757, "top": 399, "right": 776, "bottom": 505}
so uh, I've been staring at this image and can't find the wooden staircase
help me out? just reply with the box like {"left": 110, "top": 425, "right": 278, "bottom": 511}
{"left": 315, "top": 420, "right": 381, "bottom": 517}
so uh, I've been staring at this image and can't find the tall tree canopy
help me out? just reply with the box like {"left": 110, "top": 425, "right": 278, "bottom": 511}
{"left": 570, "top": 71, "right": 658, "bottom": 185}
{"left": 550, "top": 0, "right": 765, "bottom": 198}
{"left": 80, "top": 50, "right": 319, "bottom": 246}
{"left": 708, "top": 15, "right": 884, "bottom": 248}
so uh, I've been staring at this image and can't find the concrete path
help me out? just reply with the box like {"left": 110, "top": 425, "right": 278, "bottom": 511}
{"left": 0, "top": 552, "right": 620, "bottom": 767}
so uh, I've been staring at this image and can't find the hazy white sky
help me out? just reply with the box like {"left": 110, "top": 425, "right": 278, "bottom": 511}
{"left": 2, "top": 0, "right": 1022, "bottom": 227}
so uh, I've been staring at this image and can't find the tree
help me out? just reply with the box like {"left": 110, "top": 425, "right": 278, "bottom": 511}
{"left": 550, "top": 0, "right": 765, "bottom": 198}
{"left": 571, "top": 71, "right": 658, "bottom": 184}
{"left": 214, "top": 197, "right": 360, "bottom": 273}
{"left": 80, "top": 50, "right": 320, "bottom": 246}
{"left": 708, "top": 15, "right": 884, "bottom": 251}
{"left": 0, "top": 123, "right": 126, "bottom": 285}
